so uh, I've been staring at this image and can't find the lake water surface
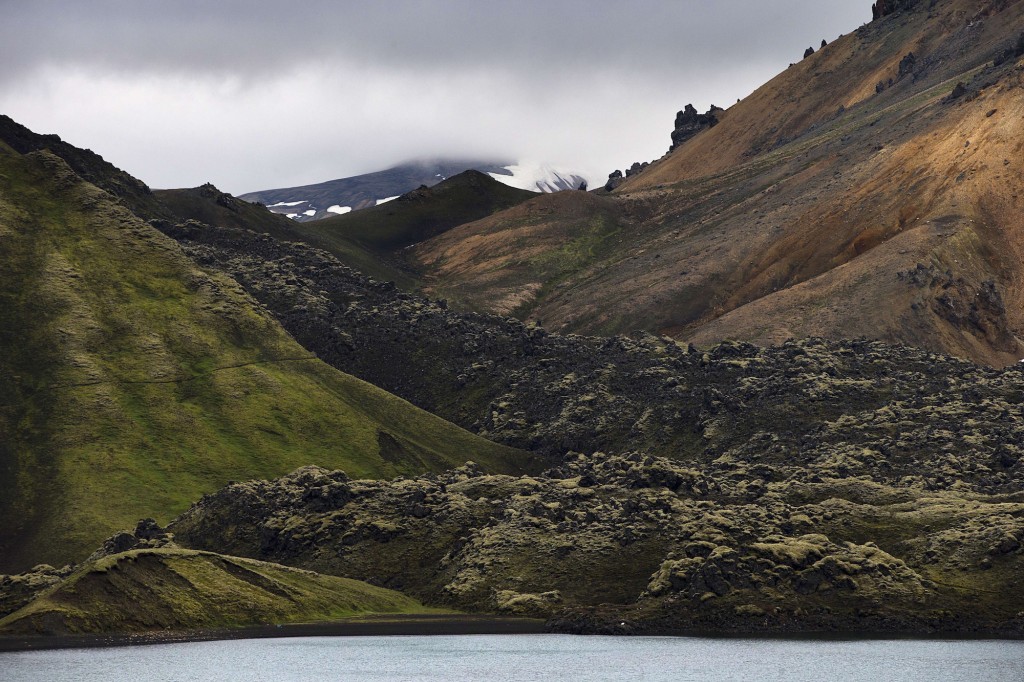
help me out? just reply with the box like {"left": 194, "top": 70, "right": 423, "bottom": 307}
{"left": 3, "top": 634, "right": 1023, "bottom": 681}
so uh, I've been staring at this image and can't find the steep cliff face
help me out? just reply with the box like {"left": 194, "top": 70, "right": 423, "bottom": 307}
{"left": 669, "top": 104, "right": 722, "bottom": 152}
{"left": 873, "top": 0, "right": 923, "bottom": 21}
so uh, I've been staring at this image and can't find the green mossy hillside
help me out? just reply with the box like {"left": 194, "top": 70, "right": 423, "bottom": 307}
{"left": 171, "top": 459, "right": 1024, "bottom": 636}
{"left": 0, "top": 144, "right": 533, "bottom": 572}
{"left": 287, "top": 170, "right": 537, "bottom": 287}
{"left": 0, "top": 548, "right": 436, "bottom": 635}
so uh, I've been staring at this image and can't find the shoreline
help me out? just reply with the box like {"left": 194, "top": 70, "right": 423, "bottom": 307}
{"left": 2, "top": 614, "right": 1022, "bottom": 653}
{"left": 0, "top": 614, "right": 547, "bottom": 653}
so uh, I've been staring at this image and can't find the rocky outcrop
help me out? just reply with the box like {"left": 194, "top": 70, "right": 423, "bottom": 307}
{"left": 0, "top": 565, "right": 72, "bottom": 619}
{"left": 669, "top": 104, "right": 722, "bottom": 152}
{"left": 898, "top": 52, "right": 918, "bottom": 79}
{"left": 169, "top": 455, "right": 1024, "bottom": 635}
{"left": 876, "top": 51, "right": 926, "bottom": 93}
{"left": 604, "top": 170, "right": 624, "bottom": 191}
{"left": 85, "top": 518, "right": 177, "bottom": 565}
{"left": 197, "top": 182, "right": 241, "bottom": 212}
{"left": 993, "top": 32, "right": 1024, "bottom": 67}
{"left": 872, "top": 0, "right": 921, "bottom": 21}
{"left": 604, "top": 162, "right": 652, "bottom": 190}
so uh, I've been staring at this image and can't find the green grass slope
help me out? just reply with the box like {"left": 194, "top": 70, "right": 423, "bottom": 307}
{"left": 288, "top": 171, "right": 537, "bottom": 287}
{"left": 0, "top": 144, "right": 532, "bottom": 572}
{"left": 153, "top": 184, "right": 303, "bottom": 241}
{"left": 0, "top": 548, "right": 437, "bottom": 635}
{"left": 0, "top": 114, "right": 171, "bottom": 223}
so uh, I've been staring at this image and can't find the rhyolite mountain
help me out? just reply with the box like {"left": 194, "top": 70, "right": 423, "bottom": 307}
{"left": 396, "top": 0, "right": 1024, "bottom": 368}
{"left": 2, "top": 0, "right": 1024, "bottom": 640}
{"left": 238, "top": 159, "right": 589, "bottom": 222}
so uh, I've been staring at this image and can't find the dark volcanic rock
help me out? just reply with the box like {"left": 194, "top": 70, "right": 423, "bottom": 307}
{"left": 945, "top": 82, "right": 969, "bottom": 102}
{"left": 604, "top": 170, "right": 624, "bottom": 191}
{"left": 0, "top": 564, "right": 72, "bottom": 619}
{"left": 146, "top": 211, "right": 1024, "bottom": 636}
{"left": 85, "top": 518, "right": 176, "bottom": 564}
{"left": 898, "top": 52, "right": 917, "bottom": 80}
{"left": 626, "top": 161, "right": 648, "bottom": 177}
{"left": 670, "top": 104, "right": 722, "bottom": 152}
{"left": 157, "top": 221, "right": 1024, "bottom": 499}
{"left": 993, "top": 32, "right": 1024, "bottom": 67}
{"left": 872, "top": 0, "right": 921, "bottom": 21}
{"left": 170, "top": 453, "right": 1024, "bottom": 635}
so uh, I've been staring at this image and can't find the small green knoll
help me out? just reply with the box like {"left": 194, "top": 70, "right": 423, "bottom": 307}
{"left": 0, "top": 548, "right": 442, "bottom": 635}
{"left": 289, "top": 170, "right": 536, "bottom": 287}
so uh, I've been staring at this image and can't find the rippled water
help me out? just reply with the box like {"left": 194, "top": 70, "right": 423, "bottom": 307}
{"left": 3, "top": 634, "right": 1023, "bottom": 681}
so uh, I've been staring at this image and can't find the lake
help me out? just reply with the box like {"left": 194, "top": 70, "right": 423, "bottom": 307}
{"left": 2, "top": 634, "right": 1023, "bottom": 681}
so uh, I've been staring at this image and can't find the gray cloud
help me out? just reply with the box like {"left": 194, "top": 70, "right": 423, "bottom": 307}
{"left": 0, "top": 1, "right": 869, "bottom": 193}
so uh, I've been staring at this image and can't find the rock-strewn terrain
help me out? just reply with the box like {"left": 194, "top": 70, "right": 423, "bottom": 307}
{"left": 141, "top": 218, "right": 1024, "bottom": 635}
{"left": 168, "top": 458, "right": 1024, "bottom": 636}
{"left": 163, "top": 221, "right": 1024, "bottom": 497}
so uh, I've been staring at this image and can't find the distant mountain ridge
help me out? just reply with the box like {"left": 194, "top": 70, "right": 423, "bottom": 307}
{"left": 239, "top": 159, "right": 589, "bottom": 222}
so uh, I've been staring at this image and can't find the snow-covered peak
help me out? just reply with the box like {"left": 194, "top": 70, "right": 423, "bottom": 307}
{"left": 488, "top": 163, "right": 590, "bottom": 193}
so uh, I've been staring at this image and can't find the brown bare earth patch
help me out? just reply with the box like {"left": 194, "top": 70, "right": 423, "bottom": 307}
{"left": 413, "top": 190, "right": 626, "bottom": 317}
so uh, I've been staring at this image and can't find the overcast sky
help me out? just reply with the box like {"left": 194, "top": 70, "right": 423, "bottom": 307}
{"left": 0, "top": 1, "right": 869, "bottom": 193}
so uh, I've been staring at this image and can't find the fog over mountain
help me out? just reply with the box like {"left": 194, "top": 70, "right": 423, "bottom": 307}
{"left": 0, "top": 1, "right": 867, "bottom": 193}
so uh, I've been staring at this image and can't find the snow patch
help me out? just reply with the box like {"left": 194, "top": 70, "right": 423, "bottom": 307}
{"left": 268, "top": 200, "right": 306, "bottom": 207}
{"left": 327, "top": 205, "right": 352, "bottom": 215}
{"left": 303, "top": 209, "right": 317, "bottom": 217}
{"left": 488, "top": 163, "right": 588, "bottom": 193}
{"left": 286, "top": 213, "right": 300, "bottom": 219}
{"left": 376, "top": 195, "right": 400, "bottom": 205}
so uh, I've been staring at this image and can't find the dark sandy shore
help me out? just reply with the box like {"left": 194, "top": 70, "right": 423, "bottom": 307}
{"left": 0, "top": 614, "right": 548, "bottom": 653}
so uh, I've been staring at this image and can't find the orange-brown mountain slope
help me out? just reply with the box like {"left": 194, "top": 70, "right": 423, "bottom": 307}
{"left": 412, "top": 0, "right": 1024, "bottom": 366}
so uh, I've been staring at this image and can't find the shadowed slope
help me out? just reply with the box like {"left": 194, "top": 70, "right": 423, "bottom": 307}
{"left": 154, "top": 183, "right": 301, "bottom": 241}
{"left": 285, "top": 170, "right": 537, "bottom": 287}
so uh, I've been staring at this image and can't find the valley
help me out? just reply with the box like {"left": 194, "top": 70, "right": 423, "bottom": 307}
{"left": 0, "top": 0, "right": 1023, "bottom": 644}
